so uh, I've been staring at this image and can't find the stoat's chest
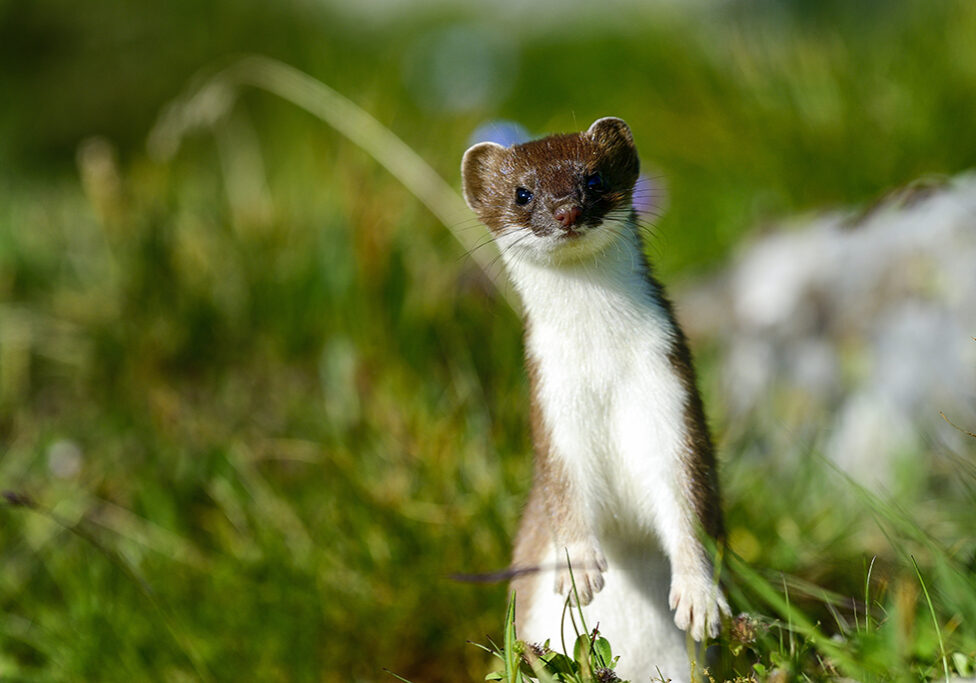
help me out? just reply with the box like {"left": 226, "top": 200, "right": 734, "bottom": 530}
{"left": 526, "top": 296, "right": 682, "bottom": 452}
{"left": 517, "top": 256, "right": 690, "bottom": 526}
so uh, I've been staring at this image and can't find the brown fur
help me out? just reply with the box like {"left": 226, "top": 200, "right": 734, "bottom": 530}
{"left": 461, "top": 119, "right": 640, "bottom": 239}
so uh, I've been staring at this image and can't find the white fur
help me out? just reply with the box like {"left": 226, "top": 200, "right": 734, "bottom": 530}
{"left": 501, "top": 220, "right": 726, "bottom": 682}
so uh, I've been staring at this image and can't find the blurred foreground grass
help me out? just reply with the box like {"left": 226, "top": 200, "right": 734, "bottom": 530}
{"left": 2, "top": 1, "right": 976, "bottom": 680}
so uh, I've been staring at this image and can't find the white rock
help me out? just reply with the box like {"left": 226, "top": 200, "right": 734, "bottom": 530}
{"left": 679, "top": 174, "right": 976, "bottom": 488}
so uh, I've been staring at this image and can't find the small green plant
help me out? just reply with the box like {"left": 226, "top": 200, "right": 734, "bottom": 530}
{"left": 478, "top": 592, "right": 625, "bottom": 683}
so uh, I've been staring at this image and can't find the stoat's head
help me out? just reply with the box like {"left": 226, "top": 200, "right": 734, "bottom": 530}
{"left": 461, "top": 117, "right": 640, "bottom": 264}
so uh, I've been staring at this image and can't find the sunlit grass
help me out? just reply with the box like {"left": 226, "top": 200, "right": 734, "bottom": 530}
{"left": 1, "top": 154, "right": 975, "bottom": 679}
{"left": 2, "top": 1, "right": 976, "bottom": 680}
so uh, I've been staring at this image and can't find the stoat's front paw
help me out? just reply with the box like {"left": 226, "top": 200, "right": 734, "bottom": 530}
{"left": 553, "top": 540, "right": 608, "bottom": 606}
{"left": 669, "top": 573, "right": 730, "bottom": 640}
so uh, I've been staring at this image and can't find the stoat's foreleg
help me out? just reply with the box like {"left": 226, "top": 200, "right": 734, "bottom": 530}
{"left": 616, "top": 388, "right": 729, "bottom": 640}
{"left": 654, "top": 459, "right": 729, "bottom": 640}
{"left": 536, "top": 446, "right": 608, "bottom": 605}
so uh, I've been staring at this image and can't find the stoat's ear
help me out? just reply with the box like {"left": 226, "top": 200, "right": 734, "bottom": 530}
{"left": 588, "top": 117, "right": 639, "bottom": 183}
{"left": 587, "top": 117, "right": 635, "bottom": 151}
{"left": 461, "top": 142, "right": 506, "bottom": 212}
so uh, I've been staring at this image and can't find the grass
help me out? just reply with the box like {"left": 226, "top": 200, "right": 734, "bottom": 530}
{"left": 468, "top": 447, "right": 976, "bottom": 682}
{"left": 2, "top": 1, "right": 976, "bottom": 680}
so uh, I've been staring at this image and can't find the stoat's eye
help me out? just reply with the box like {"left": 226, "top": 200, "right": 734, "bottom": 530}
{"left": 585, "top": 172, "right": 605, "bottom": 192}
{"left": 515, "top": 187, "right": 533, "bottom": 206}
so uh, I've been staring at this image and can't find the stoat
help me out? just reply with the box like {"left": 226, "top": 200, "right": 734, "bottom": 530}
{"left": 461, "top": 118, "right": 729, "bottom": 682}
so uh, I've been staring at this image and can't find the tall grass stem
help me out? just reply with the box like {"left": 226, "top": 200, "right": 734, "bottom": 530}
{"left": 149, "top": 55, "right": 519, "bottom": 310}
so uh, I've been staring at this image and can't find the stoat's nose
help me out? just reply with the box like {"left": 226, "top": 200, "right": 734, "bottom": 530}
{"left": 553, "top": 204, "right": 582, "bottom": 229}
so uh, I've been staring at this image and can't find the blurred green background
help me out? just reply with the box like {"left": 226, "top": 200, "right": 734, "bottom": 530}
{"left": 2, "top": 1, "right": 975, "bottom": 681}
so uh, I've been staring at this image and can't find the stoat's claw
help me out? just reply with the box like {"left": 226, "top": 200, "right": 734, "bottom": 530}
{"left": 669, "top": 574, "right": 730, "bottom": 640}
{"left": 554, "top": 540, "right": 607, "bottom": 606}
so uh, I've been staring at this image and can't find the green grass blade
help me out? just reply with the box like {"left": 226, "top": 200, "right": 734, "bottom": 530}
{"left": 383, "top": 668, "right": 419, "bottom": 683}
{"left": 865, "top": 555, "right": 877, "bottom": 633}
{"left": 912, "top": 555, "right": 950, "bottom": 683}
{"left": 504, "top": 592, "right": 522, "bottom": 683}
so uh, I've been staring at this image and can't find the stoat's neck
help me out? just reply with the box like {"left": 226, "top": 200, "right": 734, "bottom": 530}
{"left": 502, "top": 228, "right": 672, "bottom": 337}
